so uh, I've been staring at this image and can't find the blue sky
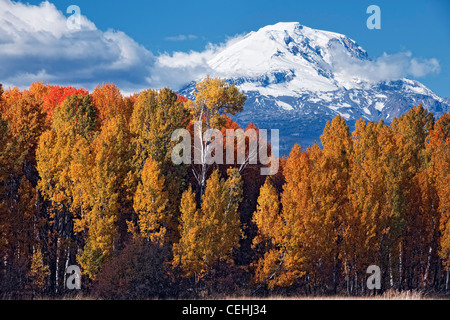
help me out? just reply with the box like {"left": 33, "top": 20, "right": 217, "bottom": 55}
{"left": 2, "top": 0, "right": 449, "bottom": 97}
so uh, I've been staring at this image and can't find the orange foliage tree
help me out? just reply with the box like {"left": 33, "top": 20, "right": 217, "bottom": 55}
{"left": 42, "top": 85, "right": 89, "bottom": 125}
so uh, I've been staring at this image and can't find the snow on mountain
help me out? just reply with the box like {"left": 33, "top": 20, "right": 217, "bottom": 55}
{"left": 179, "top": 22, "right": 449, "bottom": 154}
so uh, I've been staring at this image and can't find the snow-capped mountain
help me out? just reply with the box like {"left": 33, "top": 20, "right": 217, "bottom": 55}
{"left": 180, "top": 22, "right": 450, "bottom": 154}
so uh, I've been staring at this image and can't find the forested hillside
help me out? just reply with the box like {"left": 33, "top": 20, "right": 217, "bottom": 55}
{"left": 0, "top": 78, "right": 449, "bottom": 299}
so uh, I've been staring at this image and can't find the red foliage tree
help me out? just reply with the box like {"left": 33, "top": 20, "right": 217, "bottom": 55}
{"left": 42, "top": 85, "right": 89, "bottom": 125}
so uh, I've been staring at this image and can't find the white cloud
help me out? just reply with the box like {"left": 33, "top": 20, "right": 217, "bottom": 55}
{"left": 331, "top": 48, "right": 440, "bottom": 83}
{"left": 0, "top": 0, "right": 441, "bottom": 95}
{"left": 150, "top": 35, "right": 245, "bottom": 89}
{"left": 165, "top": 34, "right": 198, "bottom": 41}
{"left": 0, "top": 0, "right": 241, "bottom": 93}
{"left": 0, "top": 0, "right": 154, "bottom": 93}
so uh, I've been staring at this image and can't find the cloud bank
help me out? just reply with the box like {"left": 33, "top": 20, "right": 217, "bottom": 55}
{"left": 0, "top": 0, "right": 442, "bottom": 95}
{"left": 150, "top": 36, "right": 245, "bottom": 89}
{"left": 0, "top": 0, "right": 154, "bottom": 93}
{"left": 331, "top": 48, "right": 440, "bottom": 83}
{"left": 165, "top": 34, "right": 198, "bottom": 41}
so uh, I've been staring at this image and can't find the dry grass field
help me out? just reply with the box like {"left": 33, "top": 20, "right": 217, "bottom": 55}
{"left": 26, "top": 288, "right": 448, "bottom": 300}
{"left": 210, "top": 290, "right": 449, "bottom": 300}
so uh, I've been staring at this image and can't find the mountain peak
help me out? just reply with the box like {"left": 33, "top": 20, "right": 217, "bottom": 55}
{"left": 181, "top": 22, "right": 449, "bottom": 154}
{"left": 207, "top": 22, "right": 368, "bottom": 94}
{"left": 257, "top": 21, "right": 345, "bottom": 44}
{"left": 258, "top": 21, "right": 302, "bottom": 32}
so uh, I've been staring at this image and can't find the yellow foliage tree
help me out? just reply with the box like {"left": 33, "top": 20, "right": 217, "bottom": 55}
{"left": 172, "top": 185, "right": 203, "bottom": 278}
{"left": 29, "top": 247, "right": 50, "bottom": 291}
{"left": 129, "top": 88, "right": 189, "bottom": 242}
{"left": 251, "top": 177, "right": 285, "bottom": 288}
{"left": 91, "top": 83, "right": 131, "bottom": 126}
{"left": 428, "top": 113, "right": 450, "bottom": 269}
{"left": 252, "top": 177, "right": 282, "bottom": 247}
{"left": 185, "top": 77, "right": 246, "bottom": 199}
{"left": 390, "top": 105, "right": 435, "bottom": 288}
{"left": 347, "top": 119, "right": 394, "bottom": 291}
{"left": 185, "top": 76, "right": 246, "bottom": 129}
{"left": 173, "top": 169, "right": 243, "bottom": 282}
{"left": 36, "top": 93, "right": 98, "bottom": 290}
{"left": 77, "top": 116, "right": 132, "bottom": 279}
{"left": 132, "top": 157, "right": 170, "bottom": 244}
{"left": 1, "top": 85, "right": 47, "bottom": 154}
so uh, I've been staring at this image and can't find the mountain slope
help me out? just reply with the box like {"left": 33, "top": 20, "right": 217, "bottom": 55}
{"left": 179, "top": 22, "right": 449, "bottom": 154}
